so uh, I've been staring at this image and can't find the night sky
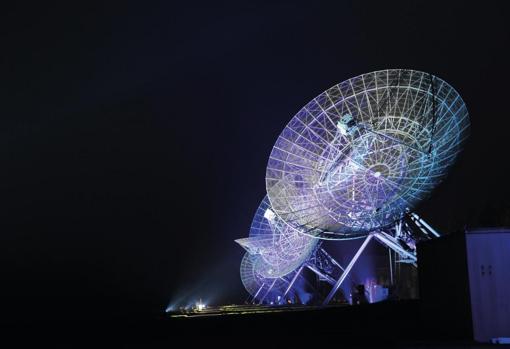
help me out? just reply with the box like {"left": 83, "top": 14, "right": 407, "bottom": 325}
{"left": 2, "top": 1, "right": 510, "bottom": 325}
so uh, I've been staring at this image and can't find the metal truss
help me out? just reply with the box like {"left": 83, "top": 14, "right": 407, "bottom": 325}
{"left": 322, "top": 211, "right": 441, "bottom": 304}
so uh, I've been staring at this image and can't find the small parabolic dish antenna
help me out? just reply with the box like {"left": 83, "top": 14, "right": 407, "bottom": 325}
{"left": 236, "top": 196, "right": 318, "bottom": 278}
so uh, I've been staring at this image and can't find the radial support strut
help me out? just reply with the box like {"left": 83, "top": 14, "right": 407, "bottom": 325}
{"left": 319, "top": 247, "right": 346, "bottom": 272}
{"left": 252, "top": 283, "right": 265, "bottom": 304}
{"left": 283, "top": 265, "right": 304, "bottom": 297}
{"left": 323, "top": 233, "right": 373, "bottom": 305}
{"left": 306, "top": 264, "right": 337, "bottom": 285}
{"left": 258, "top": 278, "right": 277, "bottom": 305}
{"left": 410, "top": 212, "right": 441, "bottom": 238}
{"left": 373, "top": 231, "right": 417, "bottom": 264}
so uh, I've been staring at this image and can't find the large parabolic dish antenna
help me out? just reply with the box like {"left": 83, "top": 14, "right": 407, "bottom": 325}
{"left": 266, "top": 69, "right": 470, "bottom": 239}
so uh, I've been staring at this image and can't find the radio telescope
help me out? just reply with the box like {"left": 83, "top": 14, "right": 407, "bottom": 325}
{"left": 236, "top": 196, "right": 318, "bottom": 278}
{"left": 237, "top": 69, "right": 469, "bottom": 305}
{"left": 239, "top": 252, "right": 291, "bottom": 303}
{"left": 266, "top": 69, "right": 469, "bottom": 239}
{"left": 237, "top": 197, "right": 346, "bottom": 304}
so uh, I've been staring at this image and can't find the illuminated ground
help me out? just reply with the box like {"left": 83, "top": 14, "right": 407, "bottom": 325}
{"left": 168, "top": 303, "right": 349, "bottom": 318}
{"left": 162, "top": 299, "right": 497, "bottom": 347}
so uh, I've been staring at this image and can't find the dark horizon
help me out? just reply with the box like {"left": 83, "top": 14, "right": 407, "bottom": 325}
{"left": 2, "top": 1, "right": 510, "bottom": 325}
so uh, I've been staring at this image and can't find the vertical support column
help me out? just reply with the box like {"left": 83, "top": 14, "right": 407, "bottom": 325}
{"left": 389, "top": 249, "right": 394, "bottom": 285}
{"left": 395, "top": 220, "right": 402, "bottom": 238}
{"left": 323, "top": 234, "right": 373, "bottom": 305}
